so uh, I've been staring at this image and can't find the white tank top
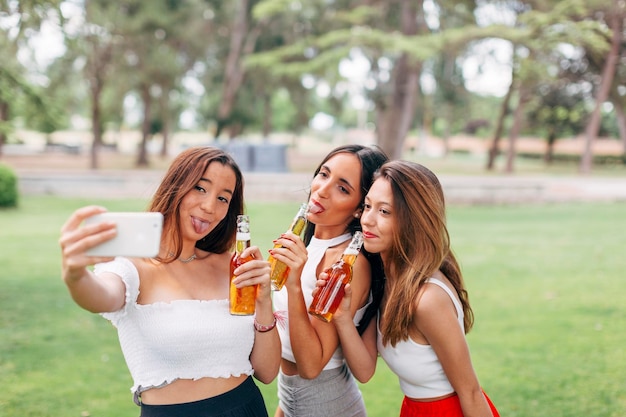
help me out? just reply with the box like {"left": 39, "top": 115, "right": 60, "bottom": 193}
{"left": 377, "top": 277, "right": 464, "bottom": 398}
{"left": 273, "top": 233, "right": 370, "bottom": 370}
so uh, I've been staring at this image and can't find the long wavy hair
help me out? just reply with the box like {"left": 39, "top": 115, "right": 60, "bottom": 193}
{"left": 147, "top": 147, "right": 244, "bottom": 262}
{"left": 376, "top": 160, "right": 474, "bottom": 347}
{"left": 302, "top": 144, "right": 389, "bottom": 335}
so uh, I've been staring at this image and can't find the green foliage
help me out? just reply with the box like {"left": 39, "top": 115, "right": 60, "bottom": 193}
{"left": 525, "top": 85, "right": 589, "bottom": 140}
{"left": 0, "top": 164, "right": 18, "bottom": 208}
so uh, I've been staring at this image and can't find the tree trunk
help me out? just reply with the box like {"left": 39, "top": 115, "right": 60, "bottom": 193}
{"left": 441, "top": 103, "right": 452, "bottom": 157}
{"left": 486, "top": 76, "right": 515, "bottom": 170}
{"left": 215, "top": 0, "right": 263, "bottom": 139}
{"left": 375, "top": 0, "right": 422, "bottom": 159}
{"left": 544, "top": 129, "right": 556, "bottom": 165}
{"left": 505, "top": 86, "right": 530, "bottom": 173}
{"left": 136, "top": 84, "right": 151, "bottom": 167}
{"left": 90, "top": 88, "right": 102, "bottom": 170}
{"left": 0, "top": 101, "right": 8, "bottom": 157}
{"left": 580, "top": 3, "right": 622, "bottom": 173}
{"left": 262, "top": 92, "right": 272, "bottom": 138}
{"left": 159, "top": 89, "right": 170, "bottom": 158}
{"left": 610, "top": 96, "right": 626, "bottom": 162}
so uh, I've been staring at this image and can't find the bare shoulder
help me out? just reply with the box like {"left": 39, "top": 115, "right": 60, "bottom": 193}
{"left": 415, "top": 275, "right": 458, "bottom": 317}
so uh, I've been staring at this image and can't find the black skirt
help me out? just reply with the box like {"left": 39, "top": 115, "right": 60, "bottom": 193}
{"left": 139, "top": 376, "right": 268, "bottom": 417}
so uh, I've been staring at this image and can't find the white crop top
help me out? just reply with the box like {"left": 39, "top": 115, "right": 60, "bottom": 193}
{"left": 377, "top": 278, "right": 464, "bottom": 399}
{"left": 95, "top": 257, "right": 255, "bottom": 395}
{"left": 273, "top": 233, "right": 371, "bottom": 370}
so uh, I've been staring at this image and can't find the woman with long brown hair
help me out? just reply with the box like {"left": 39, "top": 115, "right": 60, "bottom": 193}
{"left": 59, "top": 147, "right": 280, "bottom": 416}
{"left": 328, "top": 160, "right": 499, "bottom": 417}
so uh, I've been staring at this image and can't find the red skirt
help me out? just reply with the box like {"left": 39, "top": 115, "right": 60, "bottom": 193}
{"left": 400, "top": 391, "right": 500, "bottom": 417}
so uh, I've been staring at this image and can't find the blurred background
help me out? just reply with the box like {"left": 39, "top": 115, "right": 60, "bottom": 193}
{"left": 0, "top": 0, "right": 624, "bottom": 179}
{"left": 1, "top": 2, "right": 626, "bottom": 417}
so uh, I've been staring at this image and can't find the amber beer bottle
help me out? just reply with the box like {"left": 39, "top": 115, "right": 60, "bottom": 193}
{"left": 230, "top": 215, "right": 257, "bottom": 315}
{"left": 308, "top": 231, "right": 364, "bottom": 322}
{"left": 269, "top": 203, "right": 309, "bottom": 291}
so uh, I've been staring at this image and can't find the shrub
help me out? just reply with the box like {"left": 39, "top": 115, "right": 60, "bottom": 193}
{"left": 0, "top": 163, "right": 18, "bottom": 207}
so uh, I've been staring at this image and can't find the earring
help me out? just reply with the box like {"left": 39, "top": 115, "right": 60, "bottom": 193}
{"left": 354, "top": 212, "right": 361, "bottom": 218}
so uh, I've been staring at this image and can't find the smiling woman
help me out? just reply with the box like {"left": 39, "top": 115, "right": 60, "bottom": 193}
{"left": 57, "top": 146, "right": 281, "bottom": 417}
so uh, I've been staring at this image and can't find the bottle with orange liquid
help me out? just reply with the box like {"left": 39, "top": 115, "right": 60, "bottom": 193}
{"left": 269, "top": 203, "right": 309, "bottom": 291}
{"left": 308, "top": 231, "right": 364, "bottom": 322}
{"left": 229, "top": 215, "right": 257, "bottom": 315}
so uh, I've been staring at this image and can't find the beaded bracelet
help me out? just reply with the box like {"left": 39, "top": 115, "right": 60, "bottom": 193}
{"left": 254, "top": 315, "right": 277, "bottom": 332}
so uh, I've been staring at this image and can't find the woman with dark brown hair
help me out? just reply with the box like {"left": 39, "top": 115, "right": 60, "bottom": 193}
{"left": 271, "top": 144, "right": 387, "bottom": 417}
{"left": 59, "top": 147, "right": 280, "bottom": 417}
{"left": 327, "top": 160, "right": 500, "bottom": 417}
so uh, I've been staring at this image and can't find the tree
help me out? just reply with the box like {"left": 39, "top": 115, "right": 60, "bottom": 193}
{"left": 526, "top": 85, "right": 589, "bottom": 164}
{"left": 485, "top": 0, "right": 610, "bottom": 172}
{"left": 580, "top": 0, "right": 624, "bottom": 173}
{"left": 0, "top": 0, "right": 63, "bottom": 156}
{"left": 247, "top": 0, "right": 501, "bottom": 158}
{"left": 112, "top": 0, "right": 210, "bottom": 166}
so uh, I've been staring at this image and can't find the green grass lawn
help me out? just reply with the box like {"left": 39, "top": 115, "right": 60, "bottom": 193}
{"left": 1, "top": 196, "right": 625, "bottom": 416}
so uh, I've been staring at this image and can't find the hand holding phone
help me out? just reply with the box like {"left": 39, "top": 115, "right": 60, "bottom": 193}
{"left": 84, "top": 212, "right": 163, "bottom": 258}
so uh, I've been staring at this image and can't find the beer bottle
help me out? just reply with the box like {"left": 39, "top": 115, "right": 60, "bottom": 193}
{"left": 308, "top": 231, "right": 364, "bottom": 322}
{"left": 269, "top": 203, "right": 309, "bottom": 291}
{"left": 230, "top": 215, "right": 257, "bottom": 315}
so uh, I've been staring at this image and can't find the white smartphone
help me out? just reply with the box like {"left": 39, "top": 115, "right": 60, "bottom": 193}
{"left": 84, "top": 212, "right": 163, "bottom": 258}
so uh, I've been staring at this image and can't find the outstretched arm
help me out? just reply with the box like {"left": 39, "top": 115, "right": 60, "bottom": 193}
{"left": 59, "top": 205, "right": 127, "bottom": 313}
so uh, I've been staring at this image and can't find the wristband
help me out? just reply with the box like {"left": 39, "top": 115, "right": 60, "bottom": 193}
{"left": 254, "top": 315, "right": 277, "bottom": 332}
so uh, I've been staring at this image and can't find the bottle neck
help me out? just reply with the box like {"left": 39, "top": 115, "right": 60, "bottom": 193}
{"left": 236, "top": 233, "right": 251, "bottom": 253}
{"left": 289, "top": 216, "right": 306, "bottom": 233}
{"left": 340, "top": 253, "right": 359, "bottom": 267}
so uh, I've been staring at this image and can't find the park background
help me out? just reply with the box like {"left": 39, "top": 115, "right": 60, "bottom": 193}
{"left": 1, "top": 1, "right": 626, "bottom": 417}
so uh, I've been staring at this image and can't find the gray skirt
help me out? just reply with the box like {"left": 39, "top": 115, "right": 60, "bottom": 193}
{"left": 277, "top": 363, "right": 367, "bottom": 417}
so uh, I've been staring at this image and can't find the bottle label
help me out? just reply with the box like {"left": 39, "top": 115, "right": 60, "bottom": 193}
{"left": 343, "top": 247, "right": 360, "bottom": 256}
{"left": 236, "top": 232, "right": 251, "bottom": 241}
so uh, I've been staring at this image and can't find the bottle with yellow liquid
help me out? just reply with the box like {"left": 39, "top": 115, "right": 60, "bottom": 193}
{"left": 269, "top": 203, "right": 309, "bottom": 291}
{"left": 308, "top": 231, "right": 364, "bottom": 322}
{"left": 230, "top": 215, "right": 257, "bottom": 315}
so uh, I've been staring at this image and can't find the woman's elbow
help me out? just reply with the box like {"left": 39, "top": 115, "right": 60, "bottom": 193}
{"left": 352, "top": 370, "right": 375, "bottom": 384}
{"left": 299, "top": 367, "right": 322, "bottom": 380}
{"left": 254, "top": 370, "right": 279, "bottom": 385}
{"left": 254, "top": 361, "right": 280, "bottom": 384}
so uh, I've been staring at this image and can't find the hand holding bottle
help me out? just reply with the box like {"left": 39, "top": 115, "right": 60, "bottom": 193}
{"left": 313, "top": 272, "right": 354, "bottom": 325}
{"left": 231, "top": 246, "right": 272, "bottom": 307}
{"left": 269, "top": 203, "right": 310, "bottom": 290}
{"left": 267, "top": 231, "right": 308, "bottom": 291}
{"left": 309, "top": 231, "right": 363, "bottom": 322}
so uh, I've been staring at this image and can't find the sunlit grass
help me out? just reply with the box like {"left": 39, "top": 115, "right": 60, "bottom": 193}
{"left": 1, "top": 197, "right": 625, "bottom": 416}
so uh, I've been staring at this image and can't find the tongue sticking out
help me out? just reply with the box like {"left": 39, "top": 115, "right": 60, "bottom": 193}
{"left": 307, "top": 202, "right": 324, "bottom": 214}
{"left": 192, "top": 217, "right": 210, "bottom": 235}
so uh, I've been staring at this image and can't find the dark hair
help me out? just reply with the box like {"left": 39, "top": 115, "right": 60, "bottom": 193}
{"left": 147, "top": 147, "right": 244, "bottom": 261}
{"left": 375, "top": 160, "right": 474, "bottom": 346}
{"left": 302, "top": 144, "right": 389, "bottom": 335}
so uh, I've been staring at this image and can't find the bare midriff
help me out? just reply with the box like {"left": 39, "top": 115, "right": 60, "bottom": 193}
{"left": 406, "top": 392, "right": 457, "bottom": 402}
{"left": 139, "top": 374, "right": 249, "bottom": 405}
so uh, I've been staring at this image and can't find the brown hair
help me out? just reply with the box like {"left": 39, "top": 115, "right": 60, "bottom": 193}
{"left": 302, "top": 144, "right": 389, "bottom": 335}
{"left": 147, "top": 147, "right": 244, "bottom": 261}
{"left": 376, "top": 160, "right": 474, "bottom": 346}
